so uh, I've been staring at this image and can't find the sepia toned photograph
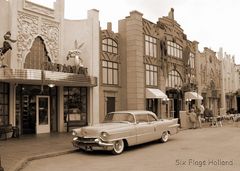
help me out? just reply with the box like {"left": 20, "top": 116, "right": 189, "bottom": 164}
{"left": 0, "top": 0, "right": 240, "bottom": 171}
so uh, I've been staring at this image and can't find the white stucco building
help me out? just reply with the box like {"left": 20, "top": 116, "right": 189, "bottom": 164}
{"left": 218, "top": 47, "right": 238, "bottom": 113}
{"left": 0, "top": 0, "right": 99, "bottom": 134}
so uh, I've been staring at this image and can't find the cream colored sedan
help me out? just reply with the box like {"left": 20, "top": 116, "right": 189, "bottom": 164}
{"left": 72, "top": 110, "right": 180, "bottom": 154}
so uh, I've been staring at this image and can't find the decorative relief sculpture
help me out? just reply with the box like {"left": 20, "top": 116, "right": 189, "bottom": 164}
{"left": 17, "top": 12, "right": 38, "bottom": 64}
{"left": 67, "top": 40, "right": 84, "bottom": 67}
{"left": 23, "top": 0, "right": 55, "bottom": 17}
{"left": 0, "top": 31, "right": 17, "bottom": 67}
{"left": 40, "top": 19, "right": 59, "bottom": 62}
{"left": 17, "top": 11, "right": 59, "bottom": 65}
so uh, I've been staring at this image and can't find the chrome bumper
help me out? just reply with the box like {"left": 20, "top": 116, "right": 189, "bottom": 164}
{"left": 72, "top": 137, "right": 114, "bottom": 151}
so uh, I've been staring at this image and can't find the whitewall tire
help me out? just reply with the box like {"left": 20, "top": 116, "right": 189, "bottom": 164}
{"left": 160, "top": 131, "right": 169, "bottom": 143}
{"left": 112, "top": 139, "right": 124, "bottom": 155}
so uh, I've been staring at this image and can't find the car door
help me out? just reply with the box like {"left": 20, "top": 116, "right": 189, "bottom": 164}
{"left": 147, "top": 114, "right": 160, "bottom": 140}
{"left": 135, "top": 114, "right": 156, "bottom": 144}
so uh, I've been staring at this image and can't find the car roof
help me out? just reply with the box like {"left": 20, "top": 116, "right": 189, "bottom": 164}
{"left": 110, "top": 110, "right": 156, "bottom": 115}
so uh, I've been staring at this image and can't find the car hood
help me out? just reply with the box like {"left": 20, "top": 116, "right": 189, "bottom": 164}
{"left": 74, "top": 122, "right": 132, "bottom": 137}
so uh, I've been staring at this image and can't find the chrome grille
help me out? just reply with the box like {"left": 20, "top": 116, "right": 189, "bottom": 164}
{"left": 78, "top": 137, "right": 97, "bottom": 143}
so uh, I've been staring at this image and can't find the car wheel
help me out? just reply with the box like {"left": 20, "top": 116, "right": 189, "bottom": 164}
{"left": 112, "top": 139, "right": 124, "bottom": 155}
{"left": 160, "top": 131, "right": 169, "bottom": 143}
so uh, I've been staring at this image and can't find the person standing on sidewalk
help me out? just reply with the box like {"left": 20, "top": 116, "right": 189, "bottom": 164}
{"left": 198, "top": 103, "right": 205, "bottom": 128}
{"left": 189, "top": 108, "right": 197, "bottom": 129}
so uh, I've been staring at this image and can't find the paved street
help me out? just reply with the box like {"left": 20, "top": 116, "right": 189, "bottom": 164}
{"left": 22, "top": 125, "right": 240, "bottom": 171}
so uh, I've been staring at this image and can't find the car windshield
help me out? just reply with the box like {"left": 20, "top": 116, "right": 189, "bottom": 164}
{"left": 104, "top": 113, "right": 135, "bottom": 123}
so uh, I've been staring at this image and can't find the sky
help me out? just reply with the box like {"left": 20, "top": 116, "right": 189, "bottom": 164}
{"left": 30, "top": 0, "right": 240, "bottom": 64}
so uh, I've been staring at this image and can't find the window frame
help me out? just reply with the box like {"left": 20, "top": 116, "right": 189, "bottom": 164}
{"left": 166, "top": 70, "right": 183, "bottom": 88}
{"left": 102, "top": 38, "right": 118, "bottom": 54}
{"left": 145, "top": 35, "right": 157, "bottom": 58}
{"left": 167, "top": 41, "right": 183, "bottom": 59}
{"left": 102, "top": 60, "right": 119, "bottom": 85}
{"left": 146, "top": 64, "right": 158, "bottom": 86}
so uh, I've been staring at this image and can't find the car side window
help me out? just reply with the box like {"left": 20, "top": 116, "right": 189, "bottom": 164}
{"left": 148, "top": 114, "right": 157, "bottom": 122}
{"left": 135, "top": 114, "right": 148, "bottom": 123}
{"left": 127, "top": 114, "right": 134, "bottom": 123}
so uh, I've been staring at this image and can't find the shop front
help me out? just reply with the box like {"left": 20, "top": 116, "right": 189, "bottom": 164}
{"left": 15, "top": 84, "right": 57, "bottom": 134}
{"left": 0, "top": 67, "right": 97, "bottom": 135}
{"left": 166, "top": 88, "right": 183, "bottom": 119}
{"left": 145, "top": 88, "right": 168, "bottom": 117}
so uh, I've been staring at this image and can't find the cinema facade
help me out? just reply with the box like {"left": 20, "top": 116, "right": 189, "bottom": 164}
{"left": 0, "top": 0, "right": 100, "bottom": 134}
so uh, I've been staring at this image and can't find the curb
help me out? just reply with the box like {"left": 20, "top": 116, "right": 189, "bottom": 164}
{"left": 12, "top": 149, "right": 76, "bottom": 171}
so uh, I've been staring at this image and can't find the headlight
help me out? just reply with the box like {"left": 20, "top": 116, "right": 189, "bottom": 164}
{"left": 101, "top": 132, "right": 109, "bottom": 138}
{"left": 72, "top": 130, "right": 77, "bottom": 136}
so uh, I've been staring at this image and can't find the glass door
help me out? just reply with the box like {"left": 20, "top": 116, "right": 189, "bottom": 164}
{"left": 36, "top": 96, "right": 50, "bottom": 134}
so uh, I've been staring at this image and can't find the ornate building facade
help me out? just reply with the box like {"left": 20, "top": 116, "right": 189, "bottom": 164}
{"left": 99, "top": 9, "right": 201, "bottom": 121}
{"left": 197, "top": 48, "right": 222, "bottom": 116}
{"left": 218, "top": 48, "right": 239, "bottom": 113}
{"left": 99, "top": 23, "right": 121, "bottom": 121}
{"left": 0, "top": 0, "right": 100, "bottom": 134}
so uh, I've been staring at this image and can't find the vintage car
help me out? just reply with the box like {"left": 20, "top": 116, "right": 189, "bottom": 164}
{"left": 72, "top": 110, "right": 180, "bottom": 154}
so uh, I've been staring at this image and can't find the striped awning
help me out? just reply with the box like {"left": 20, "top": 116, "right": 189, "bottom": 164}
{"left": 0, "top": 68, "right": 97, "bottom": 87}
{"left": 185, "top": 92, "right": 203, "bottom": 100}
{"left": 146, "top": 88, "right": 168, "bottom": 99}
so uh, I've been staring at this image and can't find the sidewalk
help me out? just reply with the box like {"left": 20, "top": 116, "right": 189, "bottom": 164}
{"left": 0, "top": 132, "right": 75, "bottom": 171}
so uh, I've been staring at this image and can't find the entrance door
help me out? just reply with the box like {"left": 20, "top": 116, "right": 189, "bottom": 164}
{"left": 107, "top": 97, "right": 115, "bottom": 114}
{"left": 36, "top": 96, "right": 50, "bottom": 134}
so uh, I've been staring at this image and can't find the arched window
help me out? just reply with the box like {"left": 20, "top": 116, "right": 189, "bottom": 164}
{"left": 24, "top": 36, "right": 51, "bottom": 69}
{"left": 166, "top": 70, "right": 183, "bottom": 88}
{"left": 167, "top": 41, "right": 183, "bottom": 58}
{"left": 102, "top": 38, "right": 118, "bottom": 54}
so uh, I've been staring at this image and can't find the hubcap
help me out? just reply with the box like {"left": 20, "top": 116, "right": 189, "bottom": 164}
{"left": 162, "top": 132, "right": 168, "bottom": 142}
{"left": 114, "top": 140, "right": 123, "bottom": 153}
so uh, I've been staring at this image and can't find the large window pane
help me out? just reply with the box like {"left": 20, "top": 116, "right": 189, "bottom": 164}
{"left": 145, "top": 42, "right": 149, "bottom": 56}
{"left": 146, "top": 70, "right": 149, "bottom": 85}
{"left": 154, "top": 72, "right": 157, "bottom": 86}
{"left": 102, "top": 61, "right": 107, "bottom": 67}
{"left": 145, "top": 64, "right": 158, "bottom": 86}
{"left": 108, "top": 69, "right": 113, "bottom": 84}
{"left": 166, "top": 70, "right": 183, "bottom": 88}
{"left": 102, "top": 45, "right": 107, "bottom": 52}
{"left": 103, "top": 68, "right": 107, "bottom": 84}
{"left": 145, "top": 35, "right": 157, "bottom": 58}
{"left": 102, "top": 61, "right": 118, "bottom": 85}
{"left": 113, "top": 70, "right": 118, "bottom": 84}
{"left": 64, "top": 87, "right": 88, "bottom": 127}
{"left": 167, "top": 41, "right": 183, "bottom": 59}
{"left": 113, "top": 47, "right": 117, "bottom": 54}
{"left": 102, "top": 38, "right": 118, "bottom": 54}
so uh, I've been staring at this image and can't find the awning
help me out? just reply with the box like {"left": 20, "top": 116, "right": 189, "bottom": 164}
{"left": 185, "top": 92, "right": 203, "bottom": 100}
{"left": 0, "top": 68, "right": 97, "bottom": 87}
{"left": 146, "top": 88, "right": 168, "bottom": 99}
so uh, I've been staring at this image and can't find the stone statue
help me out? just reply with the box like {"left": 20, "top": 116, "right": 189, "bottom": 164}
{"left": 0, "top": 31, "right": 16, "bottom": 56}
{"left": 160, "top": 36, "right": 167, "bottom": 57}
{"left": 0, "top": 31, "right": 17, "bottom": 67}
{"left": 66, "top": 40, "right": 84, "bottom": 67}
